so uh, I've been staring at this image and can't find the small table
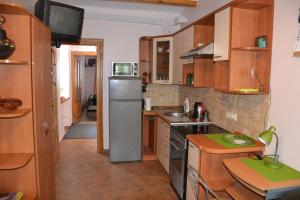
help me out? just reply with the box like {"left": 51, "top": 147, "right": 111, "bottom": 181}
{"left": 223, "top": 157, "right": 300, "bottom": 199}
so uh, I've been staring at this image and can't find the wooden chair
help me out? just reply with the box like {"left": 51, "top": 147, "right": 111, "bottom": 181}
{"left": 187, "top": 165, "right": 231, "bottom": 200}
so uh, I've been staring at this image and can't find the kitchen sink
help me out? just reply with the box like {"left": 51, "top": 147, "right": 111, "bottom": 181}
{"left": 164, "top": 112, "right": 184, "bottom": 117}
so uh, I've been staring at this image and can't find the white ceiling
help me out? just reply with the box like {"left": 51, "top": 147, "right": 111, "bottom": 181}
{"left": 11, "top": 0, "right": 192, "bottom": 33}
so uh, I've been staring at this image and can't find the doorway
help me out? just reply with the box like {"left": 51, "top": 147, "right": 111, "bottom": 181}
{"left": 55, "top": 39, "right": 104, "bottom": 153}
{"left": 71, "top": 52, "right": 97, "bottom": 124}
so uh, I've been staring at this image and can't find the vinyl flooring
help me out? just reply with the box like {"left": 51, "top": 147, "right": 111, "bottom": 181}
{"left": 55, "top": 139, "right": 178, "bottom": 200}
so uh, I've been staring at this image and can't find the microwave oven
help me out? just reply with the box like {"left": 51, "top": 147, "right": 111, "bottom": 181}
{"left": 112, "top": 62, "right": 139, "bottom": 77}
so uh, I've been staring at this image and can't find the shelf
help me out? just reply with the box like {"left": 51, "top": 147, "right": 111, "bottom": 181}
{"left": 140, "top": 60, "right": 152, "bottom": 63}
{"left": 232, "top": 47, "right": 270, "bottom": 52}
{"left": 294, "top": 51, "right": 300, "bottom": 57}
{"left": 207, "top": 180, "right": 233, "bottom": 191}
{"left": 157, "top": 52, "right": 169, "bottom": 55}
{"left": 0, "top": 153, "right": 33, "bottom": 170}
{"left": 0, "top": 59, "right": 30, "bottom": 65}
{"left": 214, "top": 88, "right": 265, "bottom": 95}
{"left": 226, "top": 184, "right": 264, "bottom": 200}
{"left": 0, "top": 108, "right": 31, "bottom": 119}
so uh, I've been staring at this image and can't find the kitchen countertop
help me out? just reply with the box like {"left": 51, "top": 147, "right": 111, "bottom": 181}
{"left": 143, "top": 106, "right": 212, "bottom": 125}
{"left": 187, "top": 134, "right": 265, "bottom": 154}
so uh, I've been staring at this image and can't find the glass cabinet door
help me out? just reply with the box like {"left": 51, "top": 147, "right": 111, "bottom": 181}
{"left": 153, "top": 37, "right": 173, "bottom": 84}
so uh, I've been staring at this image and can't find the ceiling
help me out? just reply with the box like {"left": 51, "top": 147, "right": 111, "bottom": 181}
{"left": 12, "top": 0, "right": 197, "bottom": 33}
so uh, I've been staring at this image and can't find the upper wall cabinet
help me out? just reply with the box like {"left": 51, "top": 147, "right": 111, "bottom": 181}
{"left": 214, "top": 1, "right": 274, "bottom": 94}
{"left": 139, "top": 37, "right": 153, "bottom": 84}
{"left": 153, "top": 37, "right": 174, "bottom": 84}
{"left": 213, "top": 7, "right": 230, "bottom": 61}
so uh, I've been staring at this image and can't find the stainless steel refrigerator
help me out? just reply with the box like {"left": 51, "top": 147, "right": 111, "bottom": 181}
{"left": 109, "top": 77, "right": 142, "bottom": 162}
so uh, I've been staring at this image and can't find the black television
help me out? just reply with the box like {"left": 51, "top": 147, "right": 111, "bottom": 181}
{"left": 35, "top": 0, "right": 84, "bottom": 46}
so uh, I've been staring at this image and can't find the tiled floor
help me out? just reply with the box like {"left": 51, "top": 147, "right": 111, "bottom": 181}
{"left": 55, "top": 139, "right": 178, "bottom": 200}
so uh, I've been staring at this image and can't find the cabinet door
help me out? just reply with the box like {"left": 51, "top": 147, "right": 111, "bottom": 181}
{"left": 186, "top": 142, "right": 200, "bottom": 200}
{"left": 153, "top": 37, "right": 173, "bottom": 84}
{"left": 182, "top": 26, "right": 194, "bottom": 65}
{"left": 214, "top": 7, "right": 231, "bottom": 61}
{"left": 173, "top": 33, "right": 183, "bottom": 85}
{"left": 31, "top": 18, "right": 55, "bottom": 200}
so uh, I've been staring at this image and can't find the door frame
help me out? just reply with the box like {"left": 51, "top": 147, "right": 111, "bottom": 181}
{"left": 69, "top": 39, "right": 104, "bottom": 154}
{"left": 71, "top": 51, "right": 97, "bottom": 123}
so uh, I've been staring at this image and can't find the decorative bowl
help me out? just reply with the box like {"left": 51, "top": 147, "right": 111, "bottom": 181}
{"left": 0, "top": 39, "right": 15, "bottom": 59}
{"left": 0, "top": 98, "right": 22, "bottom": 110}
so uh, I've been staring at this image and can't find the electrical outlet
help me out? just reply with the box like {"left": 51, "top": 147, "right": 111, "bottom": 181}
{"left": 226, "top": 112, "right": 238, "bottom": 121}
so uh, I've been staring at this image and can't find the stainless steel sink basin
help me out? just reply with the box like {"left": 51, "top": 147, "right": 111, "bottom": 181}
{"left": 164, "top": 112, "right": 184, "bottom": 117}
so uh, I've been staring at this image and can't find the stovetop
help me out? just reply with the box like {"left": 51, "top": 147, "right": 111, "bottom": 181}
{"left": 171, "top": 124, "right": 228, "bottom": 140}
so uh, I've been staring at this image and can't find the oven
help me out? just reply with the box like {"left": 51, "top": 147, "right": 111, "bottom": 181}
{"left": 169, "top": 127, "right": 188, "bottom": 200}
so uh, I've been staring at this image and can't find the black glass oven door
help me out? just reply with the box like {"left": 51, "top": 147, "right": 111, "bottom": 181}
{"left": 170, "top": 139, "right": 185, "bottom": 199}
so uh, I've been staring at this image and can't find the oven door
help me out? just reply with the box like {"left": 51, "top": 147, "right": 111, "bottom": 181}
{"left": 169, "top": 135, "right": 187, "bottom": 200}
{"left": 112, "top": 62, "right": 133, "bottom": 76}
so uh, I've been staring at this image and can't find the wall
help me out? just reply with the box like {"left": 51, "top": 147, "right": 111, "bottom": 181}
{"left": 268, "top": 0, "right": 300, "bottom": 170}
{"left": 143, "top": 84, "right": 179, "bottom": 107}
{"left": 179, "top": 87, "right": 269, "bottom": 138}
{"left": 81, "top": 19, "right": 163, "bottom": 149}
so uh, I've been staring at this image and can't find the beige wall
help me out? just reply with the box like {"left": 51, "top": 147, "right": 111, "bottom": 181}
{"left": 268, "top": 0, "right": 300, "bottom": 170}
{"left": 143, "top": 84, "right": 179, "bottom": 107}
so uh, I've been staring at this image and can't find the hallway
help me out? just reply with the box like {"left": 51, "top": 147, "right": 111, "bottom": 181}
{"left": 55, "top": 139, "right": 178, "bottom": 200}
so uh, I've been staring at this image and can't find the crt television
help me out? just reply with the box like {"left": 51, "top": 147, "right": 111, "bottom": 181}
{"left": 35, "top": 0, "right": 84, "bottom": 44}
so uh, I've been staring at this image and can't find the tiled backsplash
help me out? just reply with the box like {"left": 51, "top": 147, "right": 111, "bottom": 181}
{"left": 179, "top": 87, "right": 270, "bottom": 138}
{"left": 143, "top": 84, "right": 179, "bottom": 106}
{"left": 145, "top": 84, "right": 270, "bottom": 138}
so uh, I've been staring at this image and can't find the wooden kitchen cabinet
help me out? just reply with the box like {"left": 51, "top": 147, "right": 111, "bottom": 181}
{"left": 173, "top": 31, "right": 184, "bottom": 85}
{"left": 186, "top": 141, "right": 200, "bottom": 200}
{"left": 153, "top": 37, "right": 174, "bottom": 84}
{"left": 139, "top": 37, "right": 153, "bottom": 84}
{"left": 156, "top": 117, "right": 170, "bottom": 174}
{"left": 142, "top": 112, "right": 157, "bottom": 161}
{"left": 213, "top": 7, "right": 231, "bottom": 62}
{"left": 214, "top": 1, "right": 274, "bottom": 94}
{"left": 0, "top": 3, "right": 54, "bottom": 200}
{"left": 181, "top": 24, "right": 215, "bottom": 87}
{"left": 186, "top": 134, "right": 264, "bottom": 200}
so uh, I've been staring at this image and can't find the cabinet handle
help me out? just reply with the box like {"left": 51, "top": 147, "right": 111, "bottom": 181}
{"left": 43, "top": 122, "right": 49, "bottom": 136}
{"left": 214, "top": 55, "right": 222, "bottom": 59}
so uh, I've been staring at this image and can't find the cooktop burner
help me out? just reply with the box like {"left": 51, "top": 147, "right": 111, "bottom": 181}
{"left": 171, "top": 124, "right": 228, "bottom": 139}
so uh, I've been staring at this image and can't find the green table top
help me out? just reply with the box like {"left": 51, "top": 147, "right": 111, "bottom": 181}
{"left": 206, "top": 133, "right": 256, "bottom": 148}
{"left": 242, "top": 158, "right": 300, "bottom": 182}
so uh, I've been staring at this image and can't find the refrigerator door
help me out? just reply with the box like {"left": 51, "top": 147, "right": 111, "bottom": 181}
{"left": 109, "top": 77, "right": 142, "bottom": 100}
{"left": 109, "top": 100, "right": 142, "bottom": 162}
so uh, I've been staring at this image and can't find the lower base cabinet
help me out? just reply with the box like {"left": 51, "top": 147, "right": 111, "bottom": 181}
{"left": 186, "top": 141, "right": 200, "bottom": 200}
{"left": 156, "top": 117, "right": 170, "bottom": 174}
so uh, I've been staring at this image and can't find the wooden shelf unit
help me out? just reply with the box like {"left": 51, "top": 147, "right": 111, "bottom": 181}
{"left": 214, "top": 2, "right": 274, "bottom": 94}
{"left": 0, "top": 153, "right": 33, "bottom": 170}
{"left": 0, "top": 108, "right": 31, "bottom": 119}
{"left": 0, "top": 3, "right": 55, "bottom": 200}
{"left": 139, "top": 37, "right": 153, "bottom": 84}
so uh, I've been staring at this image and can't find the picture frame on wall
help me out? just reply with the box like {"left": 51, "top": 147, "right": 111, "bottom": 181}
{"left": 255, "top": 35, "right": 267, "bottom": 48}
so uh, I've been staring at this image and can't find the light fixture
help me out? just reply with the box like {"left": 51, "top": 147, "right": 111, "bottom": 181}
{"left": 257, "top": 126, "right": 282, "bottom": 168}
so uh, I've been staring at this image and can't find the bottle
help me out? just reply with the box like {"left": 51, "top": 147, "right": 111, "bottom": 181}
{"left": 183, "top": 97, "right": 189, "bottom": 113}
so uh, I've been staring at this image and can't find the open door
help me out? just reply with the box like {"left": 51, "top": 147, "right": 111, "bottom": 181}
{"left": 71, "top": 56, "right": 82, "bottom": 123}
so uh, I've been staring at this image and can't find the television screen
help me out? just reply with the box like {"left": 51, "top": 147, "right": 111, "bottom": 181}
{"left": 49, "top": 4, "right": 81, "bottom": 36}
{"left": 35, "top": 0, "right": 84, "bottom": 44}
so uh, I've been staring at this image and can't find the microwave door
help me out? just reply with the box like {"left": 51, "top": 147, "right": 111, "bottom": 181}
{"left": 113, "top": 63, "right": 132, "bottom": 76}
